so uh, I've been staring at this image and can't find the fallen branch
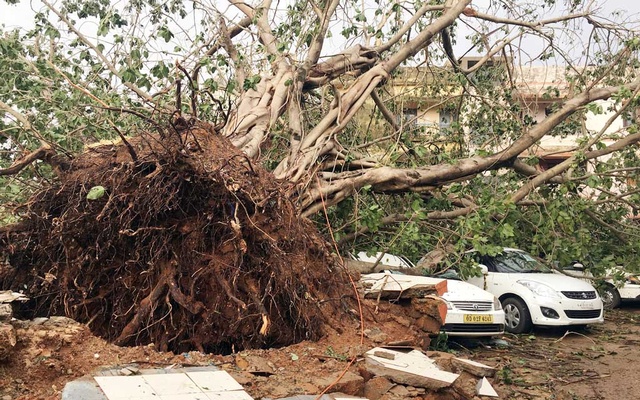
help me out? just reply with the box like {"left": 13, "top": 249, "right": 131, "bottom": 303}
{"left": 0, "top": 146, "right": 56, "bottom": 176}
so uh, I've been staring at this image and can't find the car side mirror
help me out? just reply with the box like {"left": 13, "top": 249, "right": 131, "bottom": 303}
{"left": 571, "top": 262, "right": 585, "bottom": 271}
{"left": 478, "top": 264, "right": 489, "bottom": 275}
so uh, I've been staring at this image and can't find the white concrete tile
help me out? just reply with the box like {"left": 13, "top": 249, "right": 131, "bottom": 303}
{"left": 205, "top": 391, "right": 253, "bottom": 400}
{"left": 143, "top": 373, "right": 201, "bottom": 395}
{"left": 94, "top": 375, "right": 157, "bottom": 399}
{"left": 186, "top": 370, "right": 244, "bottom": 392}
{"left": 158, "top": 394, "right": 211, "bottom": 400}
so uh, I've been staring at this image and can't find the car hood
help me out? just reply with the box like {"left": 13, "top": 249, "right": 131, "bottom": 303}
{"left": 442, "top": 279, "right": 495, "bottom": 302}
{"left": 505, "top": 272, "right": 597, "bottom": 291}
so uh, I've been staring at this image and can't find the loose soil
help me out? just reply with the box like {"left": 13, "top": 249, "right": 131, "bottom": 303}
{"left": 1, "top": 301, "right": 638, "bottom": 400}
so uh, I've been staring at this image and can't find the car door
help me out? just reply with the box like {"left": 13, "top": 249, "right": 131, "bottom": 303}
{"left": 467, "top": 254, "right": 506, "bottom": 298}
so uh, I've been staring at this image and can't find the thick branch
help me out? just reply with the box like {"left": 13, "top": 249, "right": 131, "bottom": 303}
{"left": 464, "top": 7, "right": 592, "bottom": 29}
{"left": 0, "top": 146, "right": 56, "bottom": 176}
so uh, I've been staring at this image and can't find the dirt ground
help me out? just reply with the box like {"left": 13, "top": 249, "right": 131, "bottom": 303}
{"left": 454, "top": 301, "right": 640, "bottom": 400}
{"left": 0, "top": 301, "right": 639, "bottom": 400}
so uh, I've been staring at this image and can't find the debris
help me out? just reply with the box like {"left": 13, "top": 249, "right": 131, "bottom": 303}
{"left": 363, "top": 376, "right": 394, "bottom": 400}
{"left": 364, "top": 347, "right": 459, "bottom": 390}
{"left": 476, "top": 377, "right": 499, "bottom": 397}
{"left": 360, "top": 273, "right": 448, "bottom": 299}
{"left": 0, "top": 323, "right": 17, "bottom": 360}
{"left": 0, "top": 292, "right": 25, "bottom": 360}
{"left": 0, "top": 291, "right": 28, "bottom": 304}
{"left": 488, "top": 338, "right": 509, "bottom": 348}
{"left": 275, "top": 394, "right": 368, "bottom": 400}
{"left": 363, "top": 327, "right": 388, "bottom": 343}
{"left": 451, "top": 358, "right": 496, "bottom": 377}
{"left": 62, "top": 366, "right": 254, "bottom": 399}
{"left": 118, "top": 366, "right": 139, "bottom": 376}
{"left": 314, "top": 371, "right": 364, "bottom": 396}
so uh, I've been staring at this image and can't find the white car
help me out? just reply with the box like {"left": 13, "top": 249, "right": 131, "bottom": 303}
{"left": 561, "top": 263, "right": 640, "bottom": 309}
{"left": 455, "top": 248, "right": 604, "bottom": 333}
{"left": 439, "top": 279, "right": 505, "bottom": 337}
{"left": 359, "top": 269, "right": 505, "bottom": 338}
{"left": 352, "top": 251, "right": 415, "bottom": 269}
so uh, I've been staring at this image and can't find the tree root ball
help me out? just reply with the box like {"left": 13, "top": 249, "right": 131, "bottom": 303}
{"left": 1, "top": 122, "right": 354, "bottom": 354}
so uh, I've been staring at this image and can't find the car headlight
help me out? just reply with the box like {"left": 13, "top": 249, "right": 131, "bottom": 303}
{"left": 517, "top": 280, "right": 561, "bottom": 299}
{"left": 493, "top": 297, "right": 502, "bottom": 310}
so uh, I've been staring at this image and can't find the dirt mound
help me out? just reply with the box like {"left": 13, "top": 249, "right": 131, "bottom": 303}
{"left": 0, "top": 121, "right": 353, "bottom": 354}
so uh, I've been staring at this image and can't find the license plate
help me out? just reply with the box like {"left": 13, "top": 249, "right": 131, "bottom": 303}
{"left": 463, "top": 314, "right": 493, "bottom": 324}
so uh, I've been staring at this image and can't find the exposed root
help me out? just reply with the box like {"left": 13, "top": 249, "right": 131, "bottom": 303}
{"left": 1, "top": 122, "right": 353, "bottom": 353}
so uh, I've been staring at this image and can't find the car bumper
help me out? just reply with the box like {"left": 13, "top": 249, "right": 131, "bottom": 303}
{"left": 442, "top": 309, "right": 505, "bottom": 337}
{"left": 619, "top": 284, "right": 640, "bottom": 300}
{"left": 528, "top": 296, "right": 604, "bottom": 326}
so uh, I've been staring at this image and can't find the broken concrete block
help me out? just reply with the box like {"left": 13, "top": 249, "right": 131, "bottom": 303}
{"left": 363, "top": 376, "right": 394, "bottom": 400}
{"left": 452, "top": 358, "right": 496, "bottom": 377}
{"left": 360, "top": 273, "right": 448, "bottom": 299}
{"left": 476, "top": 377, "right": 499, "bottom": 397}
{"left": 315, "top": 370, "right": 364, "bottom": 396}
{"left": 412, "top": 296, "right": 448, "bottom": 325}
{"left": 414, "top": 315, "right": 443, "bottom": 335}
{"left": 364, "top": 347, "right": 459, "bottom": 390}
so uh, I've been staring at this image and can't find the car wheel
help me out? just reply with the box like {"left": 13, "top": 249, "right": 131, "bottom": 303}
{"left": 600, "top": 284, "right": 621, "bottom": 309}
{"left": 502, "top": 297, "right": 532, "bottom": 334}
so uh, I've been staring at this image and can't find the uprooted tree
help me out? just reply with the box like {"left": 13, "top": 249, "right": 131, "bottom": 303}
{"left": 1, "top": 0, "right": 640, "bottom": 350}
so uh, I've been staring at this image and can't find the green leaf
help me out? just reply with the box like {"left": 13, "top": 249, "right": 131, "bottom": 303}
{"left": 86, "top": 186, "right": 106, "bottom": 200}
{"left": 158, "top": 25, "right": 174, "bottom": 43}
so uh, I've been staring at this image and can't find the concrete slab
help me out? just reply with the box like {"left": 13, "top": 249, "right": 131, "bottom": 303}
{"left": 360, "top": 272, "right": 448, "bottom": 298}
{"left": 364, "top": 347, "right": 459, "bottom": 390}
{"left": 94, "top": 375, "right": 157, "bottom": 398}
{"left": 62, "top": 366, "right": 254, "bottom": 400}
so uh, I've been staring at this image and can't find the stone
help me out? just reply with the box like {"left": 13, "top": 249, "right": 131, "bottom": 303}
{"left": 364, "top": 327, "right": 388, "bottom": 343}
{"left": 363, "top": 376, "right": 394, "bottom": 400}
{"left": 388, "top": 384, "right": 410, "bottom": 397}
{"left": 315, "top": 371, "right": 364, "bottom": 396}
{"left": 0, "top": 304, "right": 12, "bottom": 322}
{"left": 452, "top": 371, "right": 478, "bottom": 399}
{"left": 0, "top": 323, "right": 17, "bottom": 360}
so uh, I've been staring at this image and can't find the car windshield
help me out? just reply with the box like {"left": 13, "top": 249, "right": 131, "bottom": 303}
{"left": 491, "top": 251, "right": 552, "bottom": 273}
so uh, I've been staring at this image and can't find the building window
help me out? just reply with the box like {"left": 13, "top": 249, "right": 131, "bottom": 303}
{"left": 439, "top": 109, "right": 457, "bottom": 132}
{"left": 398, "top": 108, "right": 418, "bottom": 132}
